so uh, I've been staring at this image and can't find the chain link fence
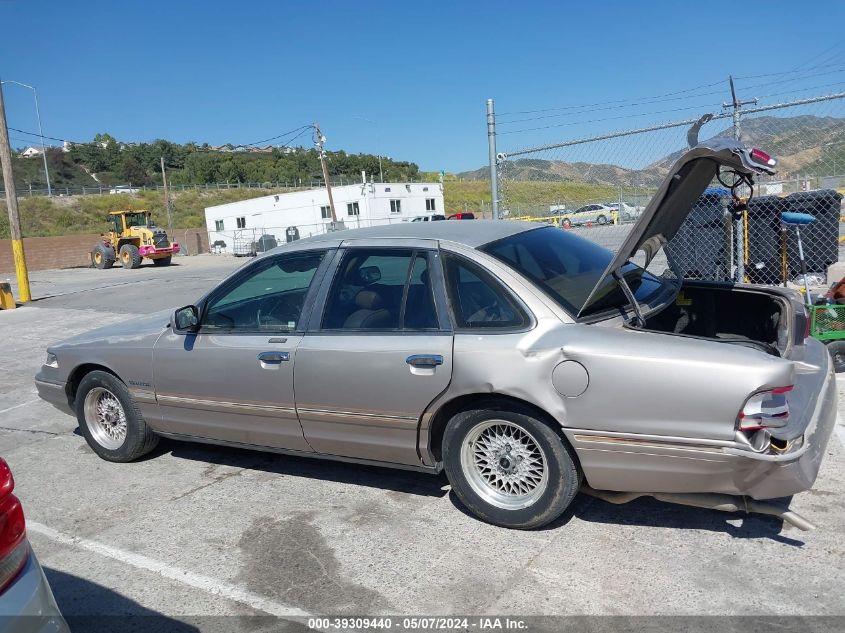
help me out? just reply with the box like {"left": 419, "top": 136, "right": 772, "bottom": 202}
{"left": 208, "top": 216, "right": 414, "bottom": 256}
{"left": 497, "top": 92, "right": 845, "bottom": 291}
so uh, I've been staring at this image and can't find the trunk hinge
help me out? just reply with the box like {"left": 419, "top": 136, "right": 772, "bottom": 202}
{"left": 613, "top": 269, "right": 645, "bottom": 327}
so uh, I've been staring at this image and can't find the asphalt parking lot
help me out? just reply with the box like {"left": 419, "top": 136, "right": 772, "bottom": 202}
{"left": 2, "top": 254, "right": 845, "bottom": 628}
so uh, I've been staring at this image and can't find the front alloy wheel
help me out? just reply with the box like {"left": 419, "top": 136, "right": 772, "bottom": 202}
{"left": 76, "top": 370, "right": 159, "bottom": 462}
{"left": 84, "top": 387, "right": 127, "bottom": 450}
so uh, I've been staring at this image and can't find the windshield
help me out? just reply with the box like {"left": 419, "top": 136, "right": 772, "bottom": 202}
{"left": 481, "top": 227, "right": 667, "bottom": 318}
{"left": 123, "top": 212, "right": 151, "bottom": 227}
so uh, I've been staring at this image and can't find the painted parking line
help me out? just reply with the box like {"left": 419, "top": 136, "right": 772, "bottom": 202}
{"left": 27, "top": 521, "right": 312, "bottom": 619}
{"left": 0, "top": 399, "right": 39, "bottom": 416}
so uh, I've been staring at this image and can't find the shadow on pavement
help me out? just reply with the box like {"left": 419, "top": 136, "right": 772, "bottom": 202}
{"left": 447, "top": 490, "right": 806, "bottom": 544}
{"left": 43, "top": 567, "right": 199, "bottom": 632}
{"left": 160, "top": 438, "right": 450, "bottom": 498}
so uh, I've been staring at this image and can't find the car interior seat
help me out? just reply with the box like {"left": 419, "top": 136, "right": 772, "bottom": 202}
{"left": 343, "top": 289, "right": 394, "bottom": 329}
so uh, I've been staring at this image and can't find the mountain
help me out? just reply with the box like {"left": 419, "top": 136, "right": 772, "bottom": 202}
{"left": 458, "top": 115, "right": 845, "bottom": 187}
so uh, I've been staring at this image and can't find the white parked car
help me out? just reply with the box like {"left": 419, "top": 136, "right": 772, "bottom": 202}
{"left": 108, "top": 186, "right": 141, "bottom": 195}
{"left": 558, "top": 204, "right": 617, "bottom": 228}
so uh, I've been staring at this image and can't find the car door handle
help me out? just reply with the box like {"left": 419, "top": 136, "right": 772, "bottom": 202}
{"left": 406, "top": 354, "right": 443, "bottom": 368}
{"left": 257, "top": 351, "right": 290, "bottom": 364}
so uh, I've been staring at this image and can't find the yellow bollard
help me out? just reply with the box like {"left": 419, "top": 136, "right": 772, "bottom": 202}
{"left": 11, "top": 239, "right": 31, "bottom": 303}
{"left": 0, "top": 281, "right": 14, "bottom": 310}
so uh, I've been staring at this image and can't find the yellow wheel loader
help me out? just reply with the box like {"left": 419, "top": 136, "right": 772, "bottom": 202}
{"left": 91, "top": 210, "right": 180, "bottom": 270}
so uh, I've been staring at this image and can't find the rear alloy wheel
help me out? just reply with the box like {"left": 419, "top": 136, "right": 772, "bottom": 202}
{"left": 596, "top": 215, "right": 608, "bottom": 225}
{"left": 152, "top": 256, "right": 172, "bottom": 267}
{"left": 119, "top": 244, "right": 142, "bottom": 269}
{"left": 443, "top": 407, "right": 580, "bottom": 529}
{"left": 76, "top": 370, "right": 159, "bottom": 462}
{"left": 826, "top": 340, "right": 845, "bottom": 373}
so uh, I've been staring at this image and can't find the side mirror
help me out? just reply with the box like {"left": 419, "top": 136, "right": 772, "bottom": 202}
{"left": 173, "top": 305, "right": 199, "bottom": 332}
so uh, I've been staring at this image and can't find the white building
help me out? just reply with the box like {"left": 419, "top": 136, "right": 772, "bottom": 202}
{"left": 20, "top": 146, "right": 43, "bottom": 158}
{"left": 204, "top": 178, "right": 445, "bottom": 254}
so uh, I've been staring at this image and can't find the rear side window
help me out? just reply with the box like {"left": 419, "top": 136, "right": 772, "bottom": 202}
{"left": 442, "top": 253, "right": 528, "bottom": 330}
{"left": 321, "top": 248, "right": 438, "bottom": 331}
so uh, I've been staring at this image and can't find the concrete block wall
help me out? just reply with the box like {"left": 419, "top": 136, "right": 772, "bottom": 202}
{"left": 0, "top": 229, "right": 209, "bottom": 274}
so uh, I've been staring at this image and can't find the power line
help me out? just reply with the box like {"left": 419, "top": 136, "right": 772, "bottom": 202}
{"left": 496, "top": 77, "right": 729, "bottom": 117}
{"left": 498, "top": 100, "right": 728, "bottom": 135}
{"left": 243, "top": 124, "right": 313, "bottom": 147}
{"left": 498, "top": 86, "right": 733, "bottom": 125}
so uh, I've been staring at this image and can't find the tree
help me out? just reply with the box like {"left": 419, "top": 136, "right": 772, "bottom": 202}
{"left": 120, "top": 157, "right": 149, "bottom": 185}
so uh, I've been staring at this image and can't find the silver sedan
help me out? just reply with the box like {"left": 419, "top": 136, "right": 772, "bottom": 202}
{"left": 35, "top": 140, "right": 836, "bottom": 529}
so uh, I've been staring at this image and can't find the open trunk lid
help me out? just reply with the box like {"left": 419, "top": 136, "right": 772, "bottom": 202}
{"left": 577, "top": 138, "right": 777, "bottom": 319}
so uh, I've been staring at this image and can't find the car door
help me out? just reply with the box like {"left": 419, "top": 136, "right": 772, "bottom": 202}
{"left": 152, "top": 249, "right": 332, "bottom": 451}
{"left": 294, "top": 242, "right": 453, "bottom": 466}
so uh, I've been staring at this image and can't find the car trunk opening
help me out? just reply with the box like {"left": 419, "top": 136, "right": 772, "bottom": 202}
{"left": 640, "top": 282, "right": 792, "bottom": 356}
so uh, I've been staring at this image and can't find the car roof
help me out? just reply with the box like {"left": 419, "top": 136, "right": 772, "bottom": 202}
{"left": 271, "top": 220, "right": 543, "bottom": 251}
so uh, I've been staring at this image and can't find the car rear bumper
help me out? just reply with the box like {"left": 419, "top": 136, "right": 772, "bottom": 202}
{"left": 34, "top": 372, "right": 72, "bottom": 416}
{"left": 0, "top": 546, "right": 69, "bottom": 633}
{"left": 139, "top": 244, "right": 180, "bottom": 257}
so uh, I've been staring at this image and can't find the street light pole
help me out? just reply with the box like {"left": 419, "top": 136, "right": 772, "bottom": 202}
{"left": 0, "top": 80, "right": 51, "bottom": 196}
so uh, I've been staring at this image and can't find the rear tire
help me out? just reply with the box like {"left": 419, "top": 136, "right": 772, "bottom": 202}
{"left": 443, "top": 406, "right": 580, "bottom": 529}
{"left": 119, "top": 244, "right": 142, "bottom": 269}
{"left": 596, "top": 215, "right": 608, "bottom": 225}
{"left": 561, "top": 218, "right": 571, "bottom": 229}
{"left": 152, "top": 256, "right": 172, "bottom": 267}
{"left": 91, "top": 243, "right": 115, "bottom": 269}
{"left": 826, "top": 340, "right": 845, "bottom": 373}
{"left": 75, "top": 371, "right": 159, "bottom": 462}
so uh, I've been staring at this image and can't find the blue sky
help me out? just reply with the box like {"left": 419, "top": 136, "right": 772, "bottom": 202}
{"left": 1, "top": 0, "right": 844, "bottom": 172}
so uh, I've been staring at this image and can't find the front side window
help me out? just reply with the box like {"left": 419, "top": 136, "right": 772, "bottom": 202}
{"left": 442, "top": 253, "right": 528, "bottom": 330}
{"left": 321, "top": 248, "right": 438, "bottom": 330}
{"left": 390, "top": 199, "right": 402, "bottom": 214}
{"left": 347, "top": 202, "right": 360, "bottom": 216}
{"left": 203, "top": 251, "right": 325, "bottom": 332}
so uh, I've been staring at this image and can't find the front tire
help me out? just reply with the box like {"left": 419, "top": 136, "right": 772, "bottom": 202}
{"left": 826, "top": 340, "right": 845, "bottom": 373}
{"left": 92, "top": 243, "right": 115, "bottom": 269}
{"left": 152, "top": 256, "right": 172, "bottom": 267}
{"left": 596, "top": 215, "right": 608, "bottom": 225}
{"left": 119, "top": 244, "right": 142, "bottom": 269}
{"left": 443, "top": 407, "right": 580, "bottom": 529}
{"left": 75, "top": 370, "right": 159, "bottom": 462}
{"left": 561, "top": 218, "right": 571, "bottom": 229}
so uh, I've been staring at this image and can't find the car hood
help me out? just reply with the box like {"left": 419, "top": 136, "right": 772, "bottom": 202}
{"left": 50, "top": 309, "right": 172, "bottom": 350}
{"left": 578, "top": 137, "right": 778, "bottom": 318}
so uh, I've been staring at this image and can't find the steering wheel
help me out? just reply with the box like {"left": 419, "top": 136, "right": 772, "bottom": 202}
{"left": 257, "top": 296, "right": 301, "bottom": 329}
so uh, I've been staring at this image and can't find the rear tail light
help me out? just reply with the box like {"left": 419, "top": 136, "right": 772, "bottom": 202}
{"left": 0, "top": 459, "right": 27, "bottom": 594}
{"left": 750, "top": 148, "right": 777, "bottom": 168}
{"left": 737, "top": 386, "right": 792, "bottom": 432}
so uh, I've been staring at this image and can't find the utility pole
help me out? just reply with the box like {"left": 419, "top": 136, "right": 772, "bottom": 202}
{"left": 160, "top": 156, "right": 174, "bottom": 240}
{"left": 0, "top": 80, "right": 31, "bottom": 302}
{"left": 314, "top": 123, "right": 337, "bottom": 224}
{"left": 486, "top": 98, "right": 499, "bottom": 220}
{"left": 722, "top": 76, "right": 757, "bottom": 284}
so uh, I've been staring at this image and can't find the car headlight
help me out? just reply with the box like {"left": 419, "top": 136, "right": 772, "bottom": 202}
{"left": 45, "top": 353, "right": 58, "bottom": 368}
